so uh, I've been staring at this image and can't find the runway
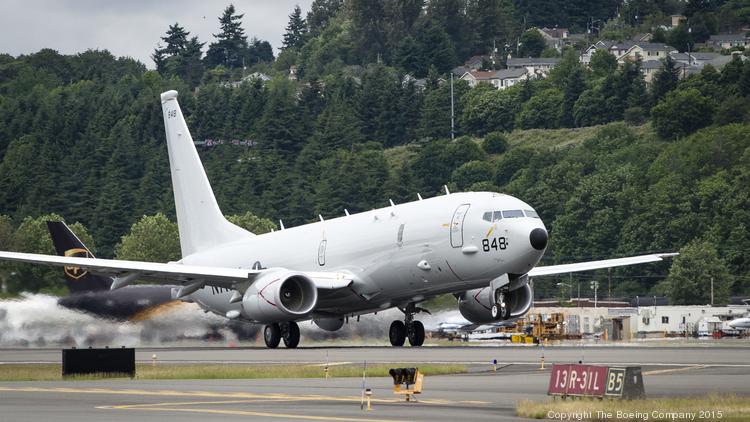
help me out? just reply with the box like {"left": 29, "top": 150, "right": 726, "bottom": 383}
{"left": 1, "top": 344, "right": 749, "bottom": 421}
{"left": 2, "top": 343, "right": 750, "bottom": 366}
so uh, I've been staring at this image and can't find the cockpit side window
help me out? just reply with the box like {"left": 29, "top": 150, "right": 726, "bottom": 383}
{"left": 502, "top": 209, "right": 524, "bottom": 218}
{"left": 483, "top": 212, "right": 492, "bottom": 222}
{"left": 524, "top": 209, "right": 540, "bottom": 218}
{"left": 492, "top": 211, "right": 503, "bottom": 221}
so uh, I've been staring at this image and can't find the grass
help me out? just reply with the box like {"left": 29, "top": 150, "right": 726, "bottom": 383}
{"left": 517, "top": 394, "right": 750, "bottom": 421}
{"left": 0, "top": 363, "right": 466, "bottom": 381}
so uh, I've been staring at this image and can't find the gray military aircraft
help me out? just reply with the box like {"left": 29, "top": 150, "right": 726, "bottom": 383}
{"left": 0, "top": 91, "right": 677, "bottom": 348}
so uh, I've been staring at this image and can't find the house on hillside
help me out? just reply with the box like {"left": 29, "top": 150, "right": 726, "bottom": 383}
{"left": 460, "top": 68, "right": 528, "bottom": 89}
{"left": 506, "top": 57, "right": 561, "bottom": 77}
{"left": 537, "top": 27, "right": 569, "bottom": 51}
{"left": 707, "top": 34, "right": 750, "bottom": 50}
{"left": 618, "top": 43, "right": 676, "bottom": 63}
{"left": 670, "top": 15, "right": 687, "bottom": 28}
{"left": 464, "top": 55, "right": 489, "bottom": 70}
{"left": 580, "top": 40, "right": 614, "bottom": 64}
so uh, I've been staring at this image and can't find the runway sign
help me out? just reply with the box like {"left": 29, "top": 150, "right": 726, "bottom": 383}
{"left": 548, "top": 364, "right": 644, "bottom": 399}
{"left": 548, "top": 364, "right": 608, "bottom": 397}
{"left": 62, "top": 347, "right": 135, "bottom": 378}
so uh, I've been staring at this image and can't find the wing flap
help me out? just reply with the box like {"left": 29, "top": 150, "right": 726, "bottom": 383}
{"left": 528, "top": 253, "right": 678, "bottom": 277}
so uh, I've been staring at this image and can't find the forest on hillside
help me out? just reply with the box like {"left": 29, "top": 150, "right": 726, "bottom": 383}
{"left": 0, "top": 1, "right": 749, "bottom": 303}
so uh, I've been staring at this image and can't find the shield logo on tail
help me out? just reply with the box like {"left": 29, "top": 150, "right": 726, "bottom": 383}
{"left": 64, "top": 248, "right": 91, "bottom": 280}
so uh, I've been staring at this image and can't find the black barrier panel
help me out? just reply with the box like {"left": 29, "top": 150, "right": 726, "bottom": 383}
{"left": 62, "top": 348, "right": 135, "bottom": 377}
{"left": 605, "top": 366, "right": 645, "bottom": 400}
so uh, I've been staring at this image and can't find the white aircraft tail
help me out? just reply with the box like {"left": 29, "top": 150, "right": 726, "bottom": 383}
{"left": 160, "top": 90, "right": 252, "bottom": 257}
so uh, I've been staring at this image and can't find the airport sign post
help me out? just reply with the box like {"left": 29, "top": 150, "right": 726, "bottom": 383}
{"left": 548, "top": 364, "right": 644, "bottom": 399}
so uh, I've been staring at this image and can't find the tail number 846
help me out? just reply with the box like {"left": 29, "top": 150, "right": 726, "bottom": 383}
{"left": 482, "top": 237, "right": 507, "bottom": 252}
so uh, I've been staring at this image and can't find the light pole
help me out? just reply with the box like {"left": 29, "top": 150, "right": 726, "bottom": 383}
{"left": 590, "top": 280, "right": 599, "bottom": 308}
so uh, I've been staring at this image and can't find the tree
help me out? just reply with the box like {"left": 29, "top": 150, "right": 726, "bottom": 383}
{"left": 161, "top": 23, "right": 190, "bottom": 56}
{"left": 451, "top": 160, "right": 493, "bottom": 190}
{"left": 658, "top": 240, "right": 732, "bottom": 305}
{"left": 114, "top": 213, "right": 180, "bottom": 263}
{"left": 651, "top": 55, "right": 679, "bottom": 103}
{"left": 205, "top": 4, "right": 249, "bottom": 68}
{"left": 416, "top": 22, "right": 458, "bottom": 75}
{"left": 482, "top": 132, "right": 509, "bottom": 154}
{"left": 459, "top": 85, "right": 520, "bottom": 135}
{"left": 306, "top": 0, "right": 343, "bottom": 37}
{"left": 666, "top": 23, "right": 694, "bottom": 53}
{"left": 561, "top": 66, "right": 587, "bottom": 127}
{"left": 517, "top": 29, "right": 546, "bottom": 58}
{"left": 226, "top": 212, "right": 276, "bottom": 233}
{"left": 589, "top": 50, "right": 617, "bottom": 78}
{"left": 651, "top": 88, "right": 714, "bottom": 140}
{"left": 516, "top": 88, "right": 564, "bottom": 129}
{"left": 283, "top": 5, "right": 308, "bottom": 50}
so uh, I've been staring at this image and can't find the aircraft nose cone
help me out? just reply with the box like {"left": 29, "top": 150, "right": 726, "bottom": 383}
{"left": 529, "top": 228, "right": 548, "bottom": 251}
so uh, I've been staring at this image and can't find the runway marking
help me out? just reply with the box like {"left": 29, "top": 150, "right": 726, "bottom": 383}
{"left": 643, "top": 365, "right": 708, "bottom": 375}
{"left": 0, "top": 386, "right": 491, "bottom": 406}
{"left": 100, "top": 402, "right": 406, "bottom": 422}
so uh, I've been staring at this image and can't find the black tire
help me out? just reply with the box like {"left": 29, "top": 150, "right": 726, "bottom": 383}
{"left": 407, "top": 321, "right": 425, "bottom": 347}
{"left": 491, "top": 304, "right": 500, "bottom": 320}
{"left": 501, "top": 305, "right": 511, "bottom": 320}
{"left": 282, "top": 321, "right": 300, "bottom": 348}
{"left": 389, "top": 320, "right": 406, "bottom": 346}
{"left": 264, "top": 323, "right": 281, "bottom": 348}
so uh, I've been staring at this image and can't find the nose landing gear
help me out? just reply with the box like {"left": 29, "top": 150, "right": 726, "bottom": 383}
{"left": 491, "top": 289, "right": 510, "bottom": 320}
{"left": 389, "top": 303, "right": 429, "bottom": 347}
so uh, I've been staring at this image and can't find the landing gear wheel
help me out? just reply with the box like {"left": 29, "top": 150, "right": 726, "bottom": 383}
{"left": 389, "top": 320, "right": 406, "bottom": 346}
{"left": 281, "top": 321, "right": 300, "bottom": 348}
{"left": 264, "top": 323, "right": 281, "bottom": 348}
{"left": 407, "top": 321, "right": 425, "bottom": 346}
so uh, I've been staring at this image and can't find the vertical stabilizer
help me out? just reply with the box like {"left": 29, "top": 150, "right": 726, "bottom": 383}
{"left": 160, "top": 90, "right": 252, "bottom": 257}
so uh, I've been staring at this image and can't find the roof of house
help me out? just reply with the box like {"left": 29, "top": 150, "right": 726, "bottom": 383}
{"left": 507, "top": 57, "right": 561, "bottom": 66}
{"left": 495, "top": 68, "right": 528, "bottom": 79}
{"left": 641, "top": 60, "right": 664, "bottom": 70}
{"left": 709, "top": 33, "right": 749, "bottom": 42}
{"left": 462, "top": 70, "right": 498, "bottom": 80}
{"left": 637, "top": 42, "right": 675, "bottom": 52}
{"left": 671, "top": 52, "right": 721, "bottom": 61}
{"left": 465, "top": 55, "right": 487, "bottom": 65}
{"left": 540, "top": 27, "right": 568, "bottom": 39}
{"left": 452, "top": 66, "right": 471, "bottom": 76}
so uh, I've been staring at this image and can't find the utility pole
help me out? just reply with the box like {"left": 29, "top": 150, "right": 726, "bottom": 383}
{"left": 608, "top": 268, "right": 612, "bottom": 302}
{"left": 591, "top": 280, "right": 599, "bottom": 308}
{"left": 450, "top": 72, "right": 455, "bottom": 140}
{"left": 710, "top": 277, "right": 714, "bottom": 306}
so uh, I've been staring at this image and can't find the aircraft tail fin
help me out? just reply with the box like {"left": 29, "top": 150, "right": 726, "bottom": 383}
{"left": 160, "top": 90, "right": 252, "bottom": 257}
{"left": 46, "top": 221, "right": 113, "bottom": 293}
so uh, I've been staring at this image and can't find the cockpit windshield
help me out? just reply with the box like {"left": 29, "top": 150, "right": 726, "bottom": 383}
{"left": 482, "top": 209, "right": 539, "bottom": 221}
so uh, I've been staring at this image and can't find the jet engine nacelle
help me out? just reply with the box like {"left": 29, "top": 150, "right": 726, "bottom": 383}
{"left": 458, "top": 282, "right": 534, "bottom": 325}
{"left": 241, "top": 269, "right": 318, "bottom": 323}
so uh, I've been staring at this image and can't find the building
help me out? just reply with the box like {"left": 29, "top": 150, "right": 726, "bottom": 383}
{"left": 618, "top": 43, "right": 677, "bottom": 63}
{"left": 537, "top": 27, "right": 569, "bottom": 51}
{"left": 506, "top": 57, "right": 561, "bottom": 76}
{"left": 670, "top": 15, "right": 687, "bottom": 28}
{"left": 708, "top": 34, "right": 750, "bottom": 50}
{"left": 460, "top": 68, "right": 528, "bottom": 89}
{"left": 530, "top": 305, "right": 750, "bottom": 339}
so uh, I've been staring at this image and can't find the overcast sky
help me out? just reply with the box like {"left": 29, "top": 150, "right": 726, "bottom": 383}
{"left": 0, "top": 0, "right": 314, "bottom": 68}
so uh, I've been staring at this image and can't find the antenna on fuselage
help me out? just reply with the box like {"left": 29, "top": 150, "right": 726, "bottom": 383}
{"left": 417, "top": 193, "right": 423, "bottom": 200}
{"left": 344, "top": 209, "right": 350, "bottom": 216}
{"left": 443, "top": 185, "right": 451, "bottom": 195}
{"left": 319, "top": 214, "right": 324, "bottom": 222}
{"left": 389, "top": 199, "right": 396, "bottom": 216}
{"left": 279, "top": 220, "right": 285, "bottom": 230}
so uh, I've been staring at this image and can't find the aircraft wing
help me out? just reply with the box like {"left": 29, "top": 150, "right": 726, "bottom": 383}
{"left": 0, "top": 251, "right": 353, "bottom": 292}
{"left": 528, "top": 253, "right": 678, "bottom": 277}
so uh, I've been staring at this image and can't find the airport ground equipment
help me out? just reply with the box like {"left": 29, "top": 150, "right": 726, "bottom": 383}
{"left": 62, "top": 347, "right": 135, "bottom": 378}
{"left": 548, "top": 364, "right": 644, "bottom": 400}
{"left": 389, "top": 367, "right": 424, "bottom": 401}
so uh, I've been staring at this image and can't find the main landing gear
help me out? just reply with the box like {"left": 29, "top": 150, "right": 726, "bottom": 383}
{"left": 490, "top": 288, "right": 510, "bottom": 320}
{"left": 389, "top": 303, "right": 429, "bottom": 347}
{"left": 264, "top": 321, "right": 300, "bottom": 348}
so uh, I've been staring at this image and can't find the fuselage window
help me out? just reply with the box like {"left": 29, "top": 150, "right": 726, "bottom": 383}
{"left": 502, "top": 209, "right": 524, "bottom": 218}
{"left": 524, "top": 209, "right": 540, "bottom": 218}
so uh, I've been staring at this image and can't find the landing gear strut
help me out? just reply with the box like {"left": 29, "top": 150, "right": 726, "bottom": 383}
{"left": 491, "top": 288, "right": 510, "bottom": 320}
{"left": 389, "top": 303, "right": 428, "bottom": 347}
{"left": 264, "top": 321, "right": 300, "bottom": 348}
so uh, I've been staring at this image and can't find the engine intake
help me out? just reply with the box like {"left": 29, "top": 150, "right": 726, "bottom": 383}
{"left": 458, "top": 282, "right": 534, "bottom": 325}
{"left": 241, "top": 269, "right": 318, "bottom": 323}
